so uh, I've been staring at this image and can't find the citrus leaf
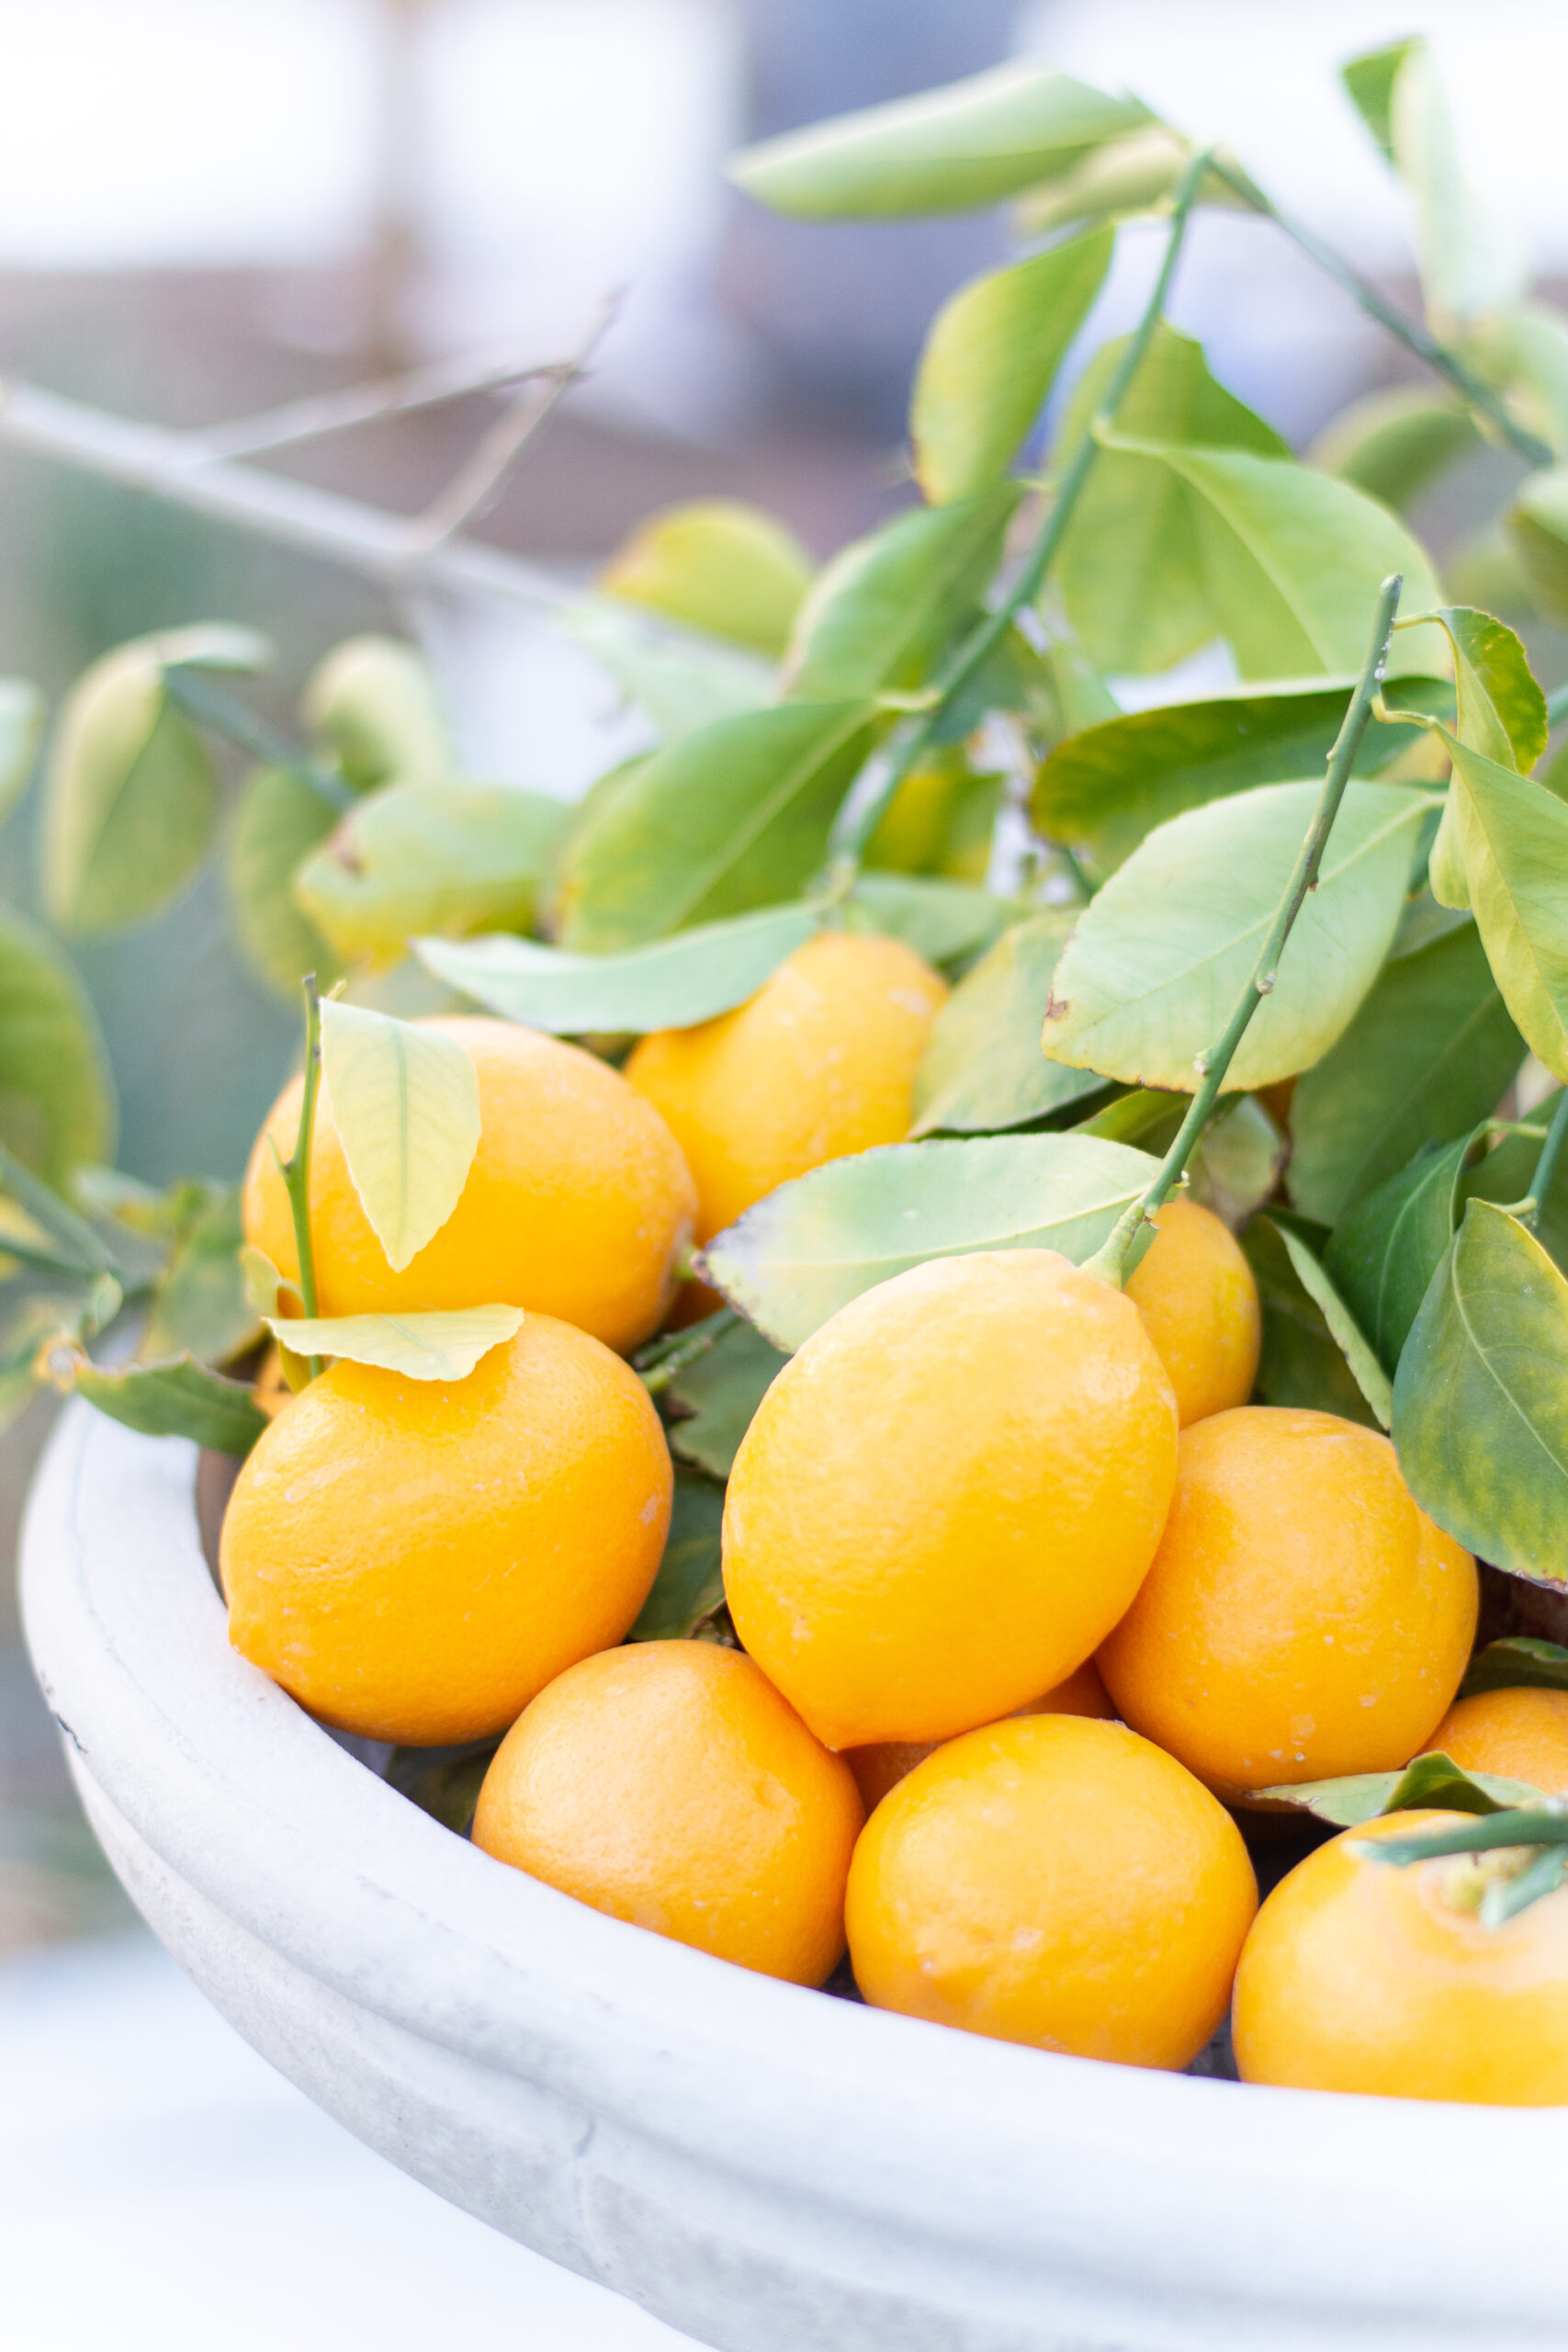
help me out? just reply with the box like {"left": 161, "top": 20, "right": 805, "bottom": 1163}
{"left": 1030, "top": 675, "right": 1440, "bottom": 879}
{"left": 1411, "top": 605, "right": 1547, "bottom": 771}
{"left": 783, "top": 485, "right": 1020, "bottom": 703}
{"left": 564, "top": 598, "right": 772, "bottom": 741}
{"left": 665, "top": 1321, "right": 789, "bottom": 1481}
{"left": 1388, "top": 41, "right": 1524, "bottom": 333}
{"left": 300, "top": 635, "right": 453, "bottom": 792}
{"left": 911, "top": 911, "right": 1105, "bottom": 1136}
{"left": 73, "top": 1353, "right": 268, "bottom": 1456}
{"left": 0, "top": 911, "right": 116, "bottom": 1186}
{"left": 1506, "top": 464, "right": 1568, "bottom": 619}
{"left": 702, "top": 1132, "right": 1160, "bottom": 1351}
{"left": 225, "top": 763, "right": 344, "bottom": 999}
{"left": 728, "top": 61, "right": 1152, "bottom": 220}
{"left": 628, "top": 1467, "right": 726, "bottom": 1640}
{"left": 549, "top": 700, "right": 877, "bottom": 954}
{"left": 847, "top": 873, "right": 1010, "bottom": 967}
{"left": 1341, "top": 40, "right": 1420, "bottom": 161}
{"left": 910, "top": 226, "right": 1112, "bottom": 503}
{"left": 600, "top": 501, "right": 813, "bottom": 658}
{"left": 384, "top": 1741, "right": 498, "bottom": 1836}
{"left": 1462, "top": 1636, "right": 1568, "bottom": 1700}
{"left": 0, "top": 681, "right": 44, "bottom": 830}
{"left": 318, "top": 1001, "right": 481, "bottom": 1272}
{"left": 1041, "top": 780, "right": 1431, "bottom": 1093}
{"left": 141, "top": 1188, "right": 258, "bottom": 1368}
{"left": 1325, "top": 1133, "right": 1478, "bottom": 1377}
{"left": 415, "top": 900, "right": 818, "bottom": 1035}
{"left": 1272, "top": 1221, "right": 1392, "bottom": 1429}
{"left": 863, "top": 745, "right": 1004, "bottom": 878}
{"left": 1011, "top": 124, "right": 1230, "bottom": 236}
{"left": 1250, "top": 1751, "right": 1540, "bottom": 1826}
{"left": 1438, "top": 729, "right": 1568, "bottom": 1079}
{"left": 265, "top": 1304, "right": 524, "bottom": 1381}
{"left": 1187, "top": 1092, "right": 1283, "bottom": 1228}
{"left": 1289, "top": 920, "right": 1523, "bottom": 1226}
{"left": 294, "top": 780, "right": 569, "bottom": 966}
{"left": 1393, "top": 1199, "right": 1568, "bottom": 1585}
{"left": 1242, "top": 1213, "right": 1382, "bottom": 1429}
{"left": 1308, "top": 385, "right": 1479, "bottom": 513}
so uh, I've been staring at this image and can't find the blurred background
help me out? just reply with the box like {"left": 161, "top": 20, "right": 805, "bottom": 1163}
{"left": 4, "top": 2, "right": 1568, "bottom": 2341}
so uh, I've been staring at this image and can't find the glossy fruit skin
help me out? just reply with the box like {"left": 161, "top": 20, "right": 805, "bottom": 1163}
{"left": 1123, "top": 1196, "right": 1260, "bottom": 1428}
{"left": 220, "top": 1318, "right": 671, "bottom": 1746}
{"left": 1427, "top": 1686, "right": 1568, "bottom": 1792}
{"left": 848, "top": 1715, "right": 1257, "bottom": 2068}
{"left": 473, "top": 1640, "right": 863, "bottom": 1985}
{"left": 243, "top": 1014, "right": 696, "bottom": 1355}
{"left": 845, "top": 1657, "right": 1116, "bottom": 1814}
{"left": 623, "top": 931, "right": 947, "bottom": 1245}
{"left": 724, "top": 1250, "right": 1179, "bottom": 1751}
{"left": 1233, "top": 1812, "right": 1568, "bottom": 2103}
{"left": 1099, "top": 1407, "right": 1477, "bottom": 1803}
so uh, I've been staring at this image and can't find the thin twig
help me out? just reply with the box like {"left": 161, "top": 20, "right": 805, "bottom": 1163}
{"left": 163, "top": 667, "right": 353, "bottom": 811}
{"left": 1524, "top": 1083, "right": 1568, "bottom": 1228}
{"left": 199, "top": 346, "right": 576, "bottom": 461}
{"left": 276, "top": 977, "right": 325, "bottom": 1380}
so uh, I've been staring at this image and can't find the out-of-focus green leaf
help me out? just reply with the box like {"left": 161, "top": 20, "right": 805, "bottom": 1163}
{"left": 783, "top": 485, "right": 1020, "bottom": 704}
{"left": 294, "top": 780, "right": 568, "bottom": 966}
{"left": 1187, "top": 1092, "right": 1283, "bottom": 1228}
{"left": 1307, "top": 385, "right": 1480, "bottom": 513}
{"left": 73, "top": 1352, "right": 268, "bottom": 1456}
{"left": 1434, "top": 730, "right": 1568, "bottom": 1080}
{"left": 703, "top": 1132, "right": 1159, "bottom": 1351}
{"left": 318, "top": 1001, "right": 481, "bottom": 1273}
{"left": 0, "top": 681, "right": 44, "bottom": 830}
{"left": 1341, "top": 40, "right": 1421, "bottom": 161}
{"left": 1507, "top": 465, "right": 1568, "bottom": 620}
{"left": 863, "top": 747, "right": 1003, "bottom": 879}
{"left": 141, "top": 1189, "right": 258, "bottom": 1369}
{"left": 910, "top": 227, "right": 1112, "bottom": 503}
{"left": 1242, "top": 1213, "right": 1382, "bottom": 1430}
{"left": 1289, "top": 920, "right": 1522, "bottom": 1226}
{"left": 550, "top": 701, "right": 876, "bottom": 953}
{"left": 1462, "top": 1636, "right": 1568, "bottom": 1700}
{"left": 1387, "top": 41, "right": 1524, "bottom": 333}
{"left": 1468, "top": 309, "right": 1568, "bottom": 464}
{"left": 0, "top": 911, "right": 116, "bottom": 1186}
{"left": 847, "top": 873, "right": 1010, "bottom": 967}
{"left": 225, "top": 763, "right": 344, "bottom": 999}
{"left": 911, "top": 911, "right": 1102, "bottom": 1136}
{"left": 1041, "top": 781, "right": 1430, "bottom": 1093}
{"left": 600, "top": 500, "right": 813, "bottom": 658}
{"left": 1012, "top": 125, "right": 1237, "bottom": 235}
{"left": 728, "top": 62, "right": 1153, "bottom": 220}
{"left": 265, "top": 1305, "right": 524, "bottom": 1382}
{"left": 665, "top": 1325, "right": 789, "bottom": 1483}
{"left": 1251, "top": 1750, "right": 1539, "bottom": 1825}
{"left": 300, "top": 635, "right": 453, "bottom": 791}
{"left": 564, "top": 598, "right": 772, "bottom": 740}
{"left": 628, "top": 1468, "right": 727, "bottom": 1639}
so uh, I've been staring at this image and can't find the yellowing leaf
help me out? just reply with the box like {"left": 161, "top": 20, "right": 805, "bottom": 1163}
{"left": 1438, "top": 729, "right": 1568, "bottom": 1080}
{"left": 265, "top": 1305, "right": 524, "bottom": 1382}
{"left": 601, "top": 501, "right": 813, "bottom": 658}
{"left": 301, "top": 636, "right": 453, "bottom": 792}
{"left": 318, "top": 1001, "right": 480, "bottom": 1272}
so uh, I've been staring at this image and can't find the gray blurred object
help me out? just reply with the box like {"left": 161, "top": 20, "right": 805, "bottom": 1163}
{"left": 722, "top": 0, "right": 1020, "bottom": 428}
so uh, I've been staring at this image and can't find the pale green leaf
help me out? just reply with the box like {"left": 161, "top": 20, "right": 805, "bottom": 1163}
{"left": 142, "top": 1189, "right": 259, "bottom": 1369}
{"left": 415, "top": 900, "right": 818, "bottom": 1035}
{"left": 1012, "top": 125, "right": 1230, "bottom": 236}
{"left": 318, "top": 1001, "right": 481, "bottom": 1272}
{"left": 728, "top": 62, "right": 1152, "bottom": 220}
{"left": 1242, "top": 1214, "right": 1382, "bottom": 1429}
{"left": 847, "top": 873, "right": 1010, "bottom": 967}
{"left": 1507, "top": 464, "right": 1568, "bottom": 621}
{"left": 1274, "top": 1220, "right": 1392, "bottom": 1429}
{"left": 702, "top": 1131, "right": 1159, "bottom": 1351}
{"left": 1438, "top": 729, "right": 1568, "bottom": 1079}
{"left": 1041, "top": 780, "right": 1430, "bottom": 1093}
{"left": 911, "top": 911, "right": 1105, "bottom": 1136}
{"left": 225, "top": 764, "right": 344, "bottom": 999}
{"left": 863, "top": 745, "right": 1005, "bottom": 877}
{"left": 1466, "top": 308, "right": 1568, "bottom": 463}
{"left": 73, "top": 1352, "right": 267, "bottom": 1456}
{"left": 564, "top": 598, "right": 772, "bottom": 740}
{"left": 265, "top": 1304, "right": 524, "bottom": 1382}
{"left": 0, "top": 910, "right": 116, "bottom": 1185}
{"left": 910, "top": 226, "right": 1112, "bottom": 503}
{"left": 1250, "top": 1752, "right": 1539, "bottom": 1826}
{"left": 301, "top": 635, "right": 453, "bottom": 791}
{"left": 0, "top": 681, "right": 44, "bottom": 830}
{"left": 600, "top": 501, "right": 813, "bottom": 658}
{"left": 1307, "top": 384, "right": 1480, "bottom": 512}
{"left": 1342, "top": 40, "right": 1421, "bottom": 161}
{"left": 1186, "top": 1092, "right": 1283, "bottom": 1228}
{"left": 1389, "top": 41, "right": 1524, "bottom": 333}
{"left": 665, "top": 1322, "right": 789, "bottom": 1482}
{"left": 628, "top": 1468, "right": 726, "bottom": 1639}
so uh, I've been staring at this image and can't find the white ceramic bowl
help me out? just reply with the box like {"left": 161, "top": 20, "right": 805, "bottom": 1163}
{"left": 20, "top": 1401, "right": 1568, "bottom": 2350}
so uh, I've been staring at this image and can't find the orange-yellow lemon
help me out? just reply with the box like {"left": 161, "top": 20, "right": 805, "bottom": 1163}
{"left": 845, "top": 1658, "right": 1117, "bottom": 1814}
{"left": 243, "top": 1014, "right": 696, "bottom": 1354}
{"left": 847, "top": 1715, "right": 1257, "bottom": 2067}
{"left": 1233, "top": 1812, "right": 1568, "bottom": 2102}
{"left": 1426, "top": 1685, "right": 1568, "bottom": 1792}
{"left": 1099, "top": 1408, "right": 1477, "bottom": 1802}
{"left": 624, "top": 930, "right": 947, "bottom": 1243}
{"left": 473, "top": 1640, "right": 863, "bottom": 1984}
{"left": 220, "top": 1317, "right": 671, "bottom": 1745}
{"left": 724, "top": 1250, "right": 1179, "bottom": 1751}
{"left": 1124, "top": 1196, "right": 1260, "bottom": 1427}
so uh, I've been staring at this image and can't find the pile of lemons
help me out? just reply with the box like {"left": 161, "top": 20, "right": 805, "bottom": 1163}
{"left": 220, "top": 931, "right": 1568, "bottom": 2106}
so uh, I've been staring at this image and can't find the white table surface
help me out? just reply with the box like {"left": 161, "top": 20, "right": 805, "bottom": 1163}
{"left": 0, "top": 1930, "right": 698, "bottom": 2352}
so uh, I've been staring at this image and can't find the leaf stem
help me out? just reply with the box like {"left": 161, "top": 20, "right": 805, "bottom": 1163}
{"left": 1353, "top": 1805, "right": 1568, "bottom": 1865}
{"left": 1208, "top": 160, "right": 1553, "bottom": 470}
{"left": 279, "top": 976, "right": 325, "bottom": 1380}
{"left": 1522, "top": 1082, "right": 1568, "bottom": 1230}
{"left": 163, "top": 666, "right": 354, "bottom": 815}
{"left": 821, "top": 147, "right": 1215, "bottom": 884}
{"left": 1084, "top": 573, "right": 1404, "bottom": 1288}
{"left": 635, "top": 1306, "right": 738, "bottom": 1395}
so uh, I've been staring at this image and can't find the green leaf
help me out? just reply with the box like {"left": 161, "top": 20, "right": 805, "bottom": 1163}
{"left": 1435, "top": 730, "right": 1568, "bottom": 1080}
{"left": 384, "top": 1741, "right": 499, "bottom": 1836}
{"left": 702, "top": 1131, "right": 1159, "bottom": 1351}
{"left": 318, "top": 1001, "right": 481, "bottom": 1272}
{"left": 0, "top": 681, "right": 44, "bottom": 830}
{"left": 1011, "top": 125, "right": 1226, "bottom": 236}
{"left": 1030, "top": 676, "right": 1438, "bottom": 880}
{"left": 549, "top": 700, "right": 876, "bottom": 954}
{"left": 1393, "top": 1199, "right": 1568, "bottom": 1584}
{"left": 1341, "top": 40, "right": 1421, "bottom": 161}
{"left": 564, "top": 598, "right": 772, "bottom": 740}
{"left": 1095, "top": 436, "right": 1449, "bottom": 681}
{"left": 628, "top": 1468, "right": 726, "bottom": 1640}
{"left": 1413, "top": 605, "right": 1547, "bottom": 772}
{"left": 1073, "top": 1086, "right": 1185, "bottom": 1152}
{"left": 863, "top": 745, "right": 1004, "bottom": 877}
{"left": 728, "top": 61, "right": 1152, "bottom": 220}
{"left": 0, "top": 912, "right": 117, "bottom": 1186}
{"left": 1271, "top": 1219, "right": 1392, "bottom": 1428}
{"left": 73, "top": 1353, "right": 268, "bottom": 1456}
{"left": 1251, "top": 1750, "right": 1540, "bottom": 1826}
{"left": 600, "top": 500, "right": 814, "bottom": 658}
{"left": 300, "top": 635, "right": 453, "bottom": 791}
{"left": 910, "top": 226, "right": 1113, "bottom": 504}
{"left": 911, "top": 910, "right": 1105, "bottom": 1136}
{"left": 1242, "top": 1213, "right": 1382, "bottom": 1429}
{"left": 1041, "top": 780, "right": 1430, "bottom": 1093}
{"left": 1289, "top": 920, "right": 1523, "bottom": 1226}
{"left": 783, "top": 485, "right": 1020, "bottom": 703}
{"left": 225, "top": 764, "right": 344, "bottom": 999}
{"left": 1467, "top": 308, "right": 1568, "bottom": 465}
{"left": 1387, "top": 41, "right": 1523, "bottom": 333}
{"left": 1325, "top": 1134, "right": 1477, "bottom": 1377}
{"left": 1307, "top": 385, "right": 1480, "bottom": 513}
{"left": 1187, "top": 1092, "right": 1283, "bottom": 1228}
{"left": 1506, "top": 464, "right": 1568, "bottom": 620}
{"left": 846, "top": 873, "right": 1010, "bottom": 967}
{"left": 1054, "top": 323, "right": 1288, "bottom": 675}
{"left": 142, "top": 1188, "right": 258, "bottom": 1368}
{"left": 416, "top": 900, "right": 818, "bottom": 1035}
{"left": 0, "top": 1145, "right": 125, "bottom": 1276}
{"left": 265, "top": 1304, "right": 524, "bottom": 1381}
{"left": 42, "top": 626, "right": 267, "bottom": 934}
{"left": 665, "top": 1322, "right": 789, "bottom": 1482}
{"left": 1462, "top": 1636, "right": 1568, "bottom": 1700}
{"left": 293, "top": 780, "right": 569, "bottom": 966}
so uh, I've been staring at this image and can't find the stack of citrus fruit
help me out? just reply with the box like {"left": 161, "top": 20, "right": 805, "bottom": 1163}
{"left": 217, "top": 943, "right": 1568, "bottom": 2105}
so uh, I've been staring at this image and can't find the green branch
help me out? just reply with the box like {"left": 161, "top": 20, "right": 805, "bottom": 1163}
{"left": 822, "top": 147, "right": 1215, "bottom": 883}
{"left": 635, "top": 1306, "right": 738, "bottom": 1396}
{"left": 275, "top": 975, "right": 326, "bottom": 1381}
{"left": 1523, "top": 1083, "right": 1568, "bottom": 1229}
{"left": 1084, "top": 573, "right": 1404, "bottom": 1288}
{"left": 164, "top": 665, "right": 354, "bottom": 815}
